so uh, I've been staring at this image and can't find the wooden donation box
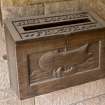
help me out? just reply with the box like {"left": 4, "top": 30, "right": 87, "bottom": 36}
{"left": 4, "top": 11, "right": 105, "bottom": 99}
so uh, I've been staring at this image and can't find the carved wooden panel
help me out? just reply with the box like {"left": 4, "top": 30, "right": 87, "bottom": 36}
{"left": 29, "top": 41, "right": 100, "bottom": 85}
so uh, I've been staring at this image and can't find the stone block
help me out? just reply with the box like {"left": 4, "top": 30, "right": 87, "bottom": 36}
{"left": 35, "top": 79, "right": 105, "bottom": 105}
{"left": 0, "top": 72, "right": 10, "bottom": 90}
{"left": 2, "top": 0, "right": 33, "bottom": 6}
{"left": 1, "top": 4, "right": 44, "bottom": 20}
{"left": 44, "top": 0, "right": 81, "bottom": 15}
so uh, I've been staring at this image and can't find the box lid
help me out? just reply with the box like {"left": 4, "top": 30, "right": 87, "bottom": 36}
{"left": 4, "top": 10, "right": 105, "bottom": 42}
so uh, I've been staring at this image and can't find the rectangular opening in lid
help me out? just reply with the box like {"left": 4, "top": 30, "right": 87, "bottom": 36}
{"left": 23, "top": 18, "right": 91, "bottom": 31}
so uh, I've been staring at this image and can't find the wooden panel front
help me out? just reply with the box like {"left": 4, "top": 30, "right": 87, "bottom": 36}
{"left": 16, "top": 30, "right": 105, "bottom": 99}
{"left": 28, "top": 41, "right": 100, "bottom": 85}
{"left": 26, "top": 30, "right": 105, "bottom": 92}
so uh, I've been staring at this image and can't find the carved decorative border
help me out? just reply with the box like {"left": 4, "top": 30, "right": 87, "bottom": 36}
{"left": 21, "top": 23, "right": 103, "bottom": 40}
{"left": 12, "top": 11, "right": 104, "bottom": 40}
{"left": 13, "top": 11, "right": 89, "bottom": 27}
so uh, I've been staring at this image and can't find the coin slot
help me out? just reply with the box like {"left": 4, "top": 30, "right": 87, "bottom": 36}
{"left": 23, "top": 18, "right": 91, "bottom": 31}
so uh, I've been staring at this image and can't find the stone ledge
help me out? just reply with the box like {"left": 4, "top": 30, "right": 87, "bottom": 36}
{"left": 2, "top": 0, "right": 74, "bottom": 6}
{"left": 35, "top": 79, "right": 105, "bottom": 105}
{"left": 73, "top": 94, "right": 105, "bottom": 105}
{"left": 32, "top": 0, "right": 74, "bottom": 4}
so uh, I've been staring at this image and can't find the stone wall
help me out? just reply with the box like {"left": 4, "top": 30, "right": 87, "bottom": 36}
{"left": 1, "top": 0, "right": 105, "bottom": 20}
{"left": 81, "top": 0, "right": 105, "bottom": 20}
{"left": 1, "top": 0, "right": 81, "bottom": 20}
